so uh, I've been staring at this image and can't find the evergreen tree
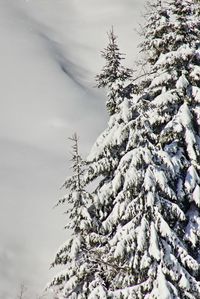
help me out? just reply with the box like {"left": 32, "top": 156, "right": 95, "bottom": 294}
{"left": 96, "top": 29, "right": 133, "bottom": 115}
{"left": 139, "top": 0, "right": 200, "bottom": 262}
{"left": 85, "top": 0, "right": 200, "bottom": 298}
{"left": 84, "top": 30, "right": 139, "bottom": 296}
{"left": 48, "top": 134, "right": 108, "bottom": 298}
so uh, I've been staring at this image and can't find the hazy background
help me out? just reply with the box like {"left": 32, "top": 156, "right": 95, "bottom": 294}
{"left": 0, "top": 0, "right": 145, "bottom": 297}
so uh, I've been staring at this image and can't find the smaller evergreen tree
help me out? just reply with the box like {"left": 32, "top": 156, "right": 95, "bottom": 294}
{"left": 96, "top": 28, "right": 133, "bottom": 115}
{"left": 47, "top": 134, "right": 106, "bottom": 298}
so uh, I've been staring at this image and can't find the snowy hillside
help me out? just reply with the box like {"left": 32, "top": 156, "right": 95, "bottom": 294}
{"left": 0, "top": 0, "right": 144, "bottom": 298}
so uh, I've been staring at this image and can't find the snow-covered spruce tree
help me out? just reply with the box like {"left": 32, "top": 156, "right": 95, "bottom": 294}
{"left": 85, "top": 1, "right": 200, "bottom": 298}
{"left": 83, "top": 30, "right": 142, "bottom": 297}
{"left": 139, "top": 0, "right": 200, "bottom": 262}
{"left": 48, "top": 134, "right": 108, "bottom": 298}
{"left": 96, "top": 28, "right": 133, "bottom": 115}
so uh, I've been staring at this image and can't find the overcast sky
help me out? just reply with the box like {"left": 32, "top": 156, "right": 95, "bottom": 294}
{"left": 0, "top": 0, "right": 146, "bottom": 297}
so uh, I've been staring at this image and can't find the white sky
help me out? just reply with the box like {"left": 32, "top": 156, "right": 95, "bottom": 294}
{"left": 0, "top": 0, "right": 146, "bottom": 297}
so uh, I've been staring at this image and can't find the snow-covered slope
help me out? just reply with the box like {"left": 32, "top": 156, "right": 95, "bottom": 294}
{"left": 0, "top": 0, "right": 145, "bottom": 297}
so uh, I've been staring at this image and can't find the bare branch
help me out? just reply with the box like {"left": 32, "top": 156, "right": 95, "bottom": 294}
{"left": 17, "top": 283, "right": 27, "bottom": 299}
